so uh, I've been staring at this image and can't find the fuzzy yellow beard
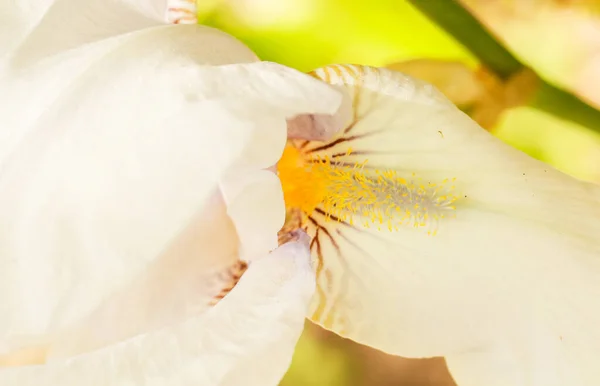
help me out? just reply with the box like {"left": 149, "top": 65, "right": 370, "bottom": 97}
{"left": 277, "top": 140, "right": 458, "bottom": 236}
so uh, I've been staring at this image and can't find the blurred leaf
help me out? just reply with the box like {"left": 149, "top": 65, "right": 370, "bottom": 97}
{"left": 280, "top": 325, "right": 355, "bottom": 386}
{"left": 199, "top": 0, "right": 476, "bottom": 71}
{"left": 496, "top": 107, "right": 600, "bottom": 181}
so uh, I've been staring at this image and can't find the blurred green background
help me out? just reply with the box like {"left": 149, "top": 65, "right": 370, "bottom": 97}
{"left": 197, "top": 1, "right": 600, "bottom": 384}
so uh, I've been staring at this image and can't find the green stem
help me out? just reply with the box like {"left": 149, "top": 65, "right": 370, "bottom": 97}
{"left": 407, "top": 0, "right": 600, "bottom": 133}
{"left": 530, "top": 81, "right": 600, "bottom": 133}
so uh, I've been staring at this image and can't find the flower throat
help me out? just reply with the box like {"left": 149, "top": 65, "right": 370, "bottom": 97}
{"left": 277, "top": 144, "right": 458, "bottom": 235}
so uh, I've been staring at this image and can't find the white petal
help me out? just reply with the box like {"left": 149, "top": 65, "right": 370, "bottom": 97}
{"left": 1, "top": 0, "right": 188, "bottom": 61}
{"left": 221, "top": 170, "right": 284, "bottom": 262}
{"left": 1, "top": 25, "right": 257, "bottom": 167}
{"left": 0, "top": 25, "right": 343, "bottom": 348}
{"left": 0, "top": 0, "right": 55, "bottom": 56}
{"left": 446, "top": 320, "right": 596, "bottom": 386}
{"left": 301, "top": 64, "right": 600, "bottom": 375}
{"left": 0, "top": 237, "right": 315, "bottom": 386}
{"left": 209, "top": 61, "right": 347, "bottom": 172}
{"left": 45, "top": 191, "right": 241, "bottom": 360}
{"left": 0, "top": 86, "right": 251, "bottom": 341}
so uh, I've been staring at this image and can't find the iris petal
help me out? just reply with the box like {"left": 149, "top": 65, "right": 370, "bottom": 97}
{"left": 0, "top": 237, "right": 316, "bottom": 386}
{"left": 281, "top": 65, "right": 600, "bottom": 383}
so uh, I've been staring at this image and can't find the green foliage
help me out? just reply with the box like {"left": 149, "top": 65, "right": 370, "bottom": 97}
{"left": 199, "top": 0, "right": 476, "bottom": 71}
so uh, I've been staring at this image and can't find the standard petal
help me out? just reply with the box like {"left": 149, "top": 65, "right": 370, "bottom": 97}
{"left": 0, "top": 236, "right": 315, "bottom": 386}
{"left": 201, "top": 61, "right": 347, "bottom": 172}
{"left": 0, "top": 26, "right": 346, "bottom": 354}
{"left": 0, "top": 0, "right": 55, "bottom": 56}
{"left": 299, "top": 64, "right": 600, "bottom": 372}
{"left": 0, "top": 26, "right": 257, "bottom": 343}
{"left": 44, "top": 192, "right": 242, "bottom": 361}
{"left": 0, "top": 90, "right": 252, "bottom": 343}
{"left": 0, "top": 25, "right": 258, "bottom": 167}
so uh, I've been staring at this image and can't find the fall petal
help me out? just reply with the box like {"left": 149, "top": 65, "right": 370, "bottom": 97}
{"left": 0, "top": 237, "right": 316, "bottom": 386}
{"left": 445, "top": 320, "right": 595, "bottom": 386}
{"left": 301, "top": 64, "right": 600, "bottom": 373}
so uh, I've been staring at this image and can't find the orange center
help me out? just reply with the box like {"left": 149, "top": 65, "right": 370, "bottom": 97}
{"left": 277, "top": 145, "right": 328, "bottom": 216}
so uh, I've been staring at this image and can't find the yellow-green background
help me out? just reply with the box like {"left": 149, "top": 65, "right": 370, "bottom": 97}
{"left": 198, "top": 1, "right": 600, "bottom": 384}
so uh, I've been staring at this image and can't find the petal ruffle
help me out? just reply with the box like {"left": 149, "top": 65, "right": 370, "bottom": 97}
{"left": 0, "top": 236, "right": 316, "bottom": 386}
